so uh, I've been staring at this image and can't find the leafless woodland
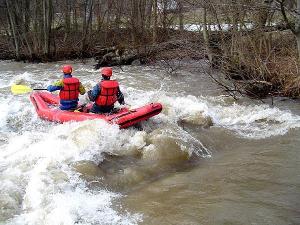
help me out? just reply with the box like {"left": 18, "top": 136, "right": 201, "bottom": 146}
{"left": 1, "top": 0, "right": 300, "bottom": 97}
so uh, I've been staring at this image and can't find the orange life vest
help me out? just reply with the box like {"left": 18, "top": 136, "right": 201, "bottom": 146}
{"left": 95, "top": 80, "right": 119, "bottom": 106}
{"left": 59, "top": 77, "right": 80, "bottom": 100}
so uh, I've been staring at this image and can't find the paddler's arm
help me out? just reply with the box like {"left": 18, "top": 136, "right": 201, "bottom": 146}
{"left": 117, "top": 87, "right": 125, "bottom": 105}
{"left": 47, "top": 80, "right": 63, "bottom": 92}
{"left": 79, "top": 82, "right": 86, "bottom": 95}
{"left": 87, "top": 84, "right": 100, "bottom": 101}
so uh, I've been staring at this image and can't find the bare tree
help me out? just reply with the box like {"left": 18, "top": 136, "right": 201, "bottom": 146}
{"left": 277, "top": 0, "right": 300, "bottom": 63}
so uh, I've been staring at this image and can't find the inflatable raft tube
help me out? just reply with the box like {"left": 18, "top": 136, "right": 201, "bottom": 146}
{"left": 30, "top": 92, "right": 162, "bottom": 129}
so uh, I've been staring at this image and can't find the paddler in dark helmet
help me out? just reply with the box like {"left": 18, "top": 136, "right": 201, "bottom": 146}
{"left": 88, "top": 67, "right": 125, "bottom": 113}
{"left": 47, "top": 65, "right": 86, "bottom": 110}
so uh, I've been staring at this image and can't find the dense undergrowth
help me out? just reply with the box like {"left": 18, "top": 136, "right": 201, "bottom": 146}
{"left": 1, "top": 27, "right": 299, "bottom": 99}
{"left": 214, "top": 30, "right": 300, "bottom": 98}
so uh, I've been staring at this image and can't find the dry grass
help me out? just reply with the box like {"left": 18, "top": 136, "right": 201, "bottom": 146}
{"left": 219, "top": 30, "right": 300, "bottom": 98}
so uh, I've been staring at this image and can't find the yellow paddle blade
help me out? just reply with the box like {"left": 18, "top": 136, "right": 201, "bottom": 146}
{"left": 11, "top": 84, "right": 33, "bottom": 94}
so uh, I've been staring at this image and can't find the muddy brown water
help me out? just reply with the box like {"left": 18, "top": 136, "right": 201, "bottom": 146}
{"left": 0, "top": 60, "right": 299, "bottom": 225}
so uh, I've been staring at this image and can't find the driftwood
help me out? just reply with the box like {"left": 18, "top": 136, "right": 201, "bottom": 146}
{"left": 93, "top": 46, "right": 146, "bottom": 69}
{"left": 239, "top": 80, "right": 273, "bottom": 98}
{"left": 93, "top": 39, "right": 205, "bottom": 69}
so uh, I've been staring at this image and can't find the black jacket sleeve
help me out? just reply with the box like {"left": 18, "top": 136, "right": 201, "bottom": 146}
{"left": 117, "top": 87, "right": 125, "bottom": 105}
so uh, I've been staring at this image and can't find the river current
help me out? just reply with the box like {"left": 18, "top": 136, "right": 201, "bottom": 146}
{"left": 0, "top": 60, "right": 299, "bottom": 225}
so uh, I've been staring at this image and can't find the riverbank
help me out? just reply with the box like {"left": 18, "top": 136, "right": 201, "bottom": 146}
{"left": 2, "top": 28, "right": 300, "bottom": 99}
{"left": 0, "top": 28, "right": 204, "bottom": 63}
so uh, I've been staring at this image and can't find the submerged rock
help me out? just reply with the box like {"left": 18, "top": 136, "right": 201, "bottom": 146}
{"left": 180, "top": 111, "right": 213, "bottom": 128}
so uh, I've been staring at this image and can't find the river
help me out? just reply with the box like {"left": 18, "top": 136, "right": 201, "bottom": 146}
{"left": 0, "top": 60, "right": 299, "bottom": 225}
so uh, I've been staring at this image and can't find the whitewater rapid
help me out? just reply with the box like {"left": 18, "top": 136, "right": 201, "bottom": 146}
{"left": 1, "top": 60, "right": 300, "bottom": 225}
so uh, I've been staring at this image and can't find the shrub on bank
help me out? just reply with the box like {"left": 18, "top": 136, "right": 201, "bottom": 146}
{"left": 217, "top": 30, "right": 300, "bottom": 98}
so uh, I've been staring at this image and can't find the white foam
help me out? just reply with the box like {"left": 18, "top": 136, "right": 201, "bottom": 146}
{"left": 2, "top": 60, "right": 300, "bottom": 225}
{"left": 0, "top": 98, "right": 11, "bottom": 128}
{"left": 44, "top": 187, "right": 141, "bottom": 225}
{"left": 10, "top": 171, "right": 142, "bottom": 225}
{"left": 154, "top": 93, "right": 300, "bottom": 139}
{"left": 209, "top": 102, "right": 300, "bottom": 139}
{"left": 0, "top": 80, "right": 9, "bottom": 88}
{"left": 9, "top": 72, "right": 36, "bottom": 85}
{"left": 0, "top": 95, "right": 35, "bottom": 131}
{"left": 158, "top": 95, "right": 210, "bottom": 123}
{"left": 121, "top": 86, "right": 300, "bottom": 140}
{"left": 76, "top": 67, "right": 98, "bottom": 73}
{"left": 1, "top": 120, "right": 143, "bottom": 225}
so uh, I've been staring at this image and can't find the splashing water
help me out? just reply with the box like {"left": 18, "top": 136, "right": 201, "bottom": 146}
{"left": 1, "top": 60, "right": 300, "bottom": 225}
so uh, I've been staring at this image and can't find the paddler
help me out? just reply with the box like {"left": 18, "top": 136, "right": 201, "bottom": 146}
{"left": 87, "top": 67, "right": 125, "bottom": 113}
{"left": 47, "top": 65, "right": 86, "bottom": 110}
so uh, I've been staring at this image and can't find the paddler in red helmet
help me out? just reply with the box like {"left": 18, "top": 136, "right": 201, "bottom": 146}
{"left": 47, "top": 65, "right": 86, "bottom": 110}
{"left": 88, "top": 67, "right": 125, "bottom": 113}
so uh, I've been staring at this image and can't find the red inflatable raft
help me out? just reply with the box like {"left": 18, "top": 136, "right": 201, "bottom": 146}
{"left": 30, "top": 92, "right": 162, "bottom": 129}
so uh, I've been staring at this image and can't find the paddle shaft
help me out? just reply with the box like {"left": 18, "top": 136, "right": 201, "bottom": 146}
{"left": 33, "top": 88, "right": 47, "bottom": 90}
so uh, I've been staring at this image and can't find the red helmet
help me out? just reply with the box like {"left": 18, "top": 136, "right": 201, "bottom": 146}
{"left": 101, "top": 67, "right": 112, "bottom": 77}
{"left": 62, "top": 65, "right": 73, "bottom": 74}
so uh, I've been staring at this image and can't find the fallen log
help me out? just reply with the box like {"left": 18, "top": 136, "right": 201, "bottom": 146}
{"left": 93, "top": 39, "right": 204, "bottom": 69}
{"left": 238, "top": 80, "right": 273, "bottom": 98}
{"left": 94, "top": 47, "right": 146, "bottom": 69}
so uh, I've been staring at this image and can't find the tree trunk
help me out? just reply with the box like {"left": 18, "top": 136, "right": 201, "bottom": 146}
{"left": 139, "top": 0, "right": 146, "bottom": 39}
{"left": 254, "top": 0, "right": 273, "bottom": 29}
{"left": 230, "top": 0, "right": 239, "bottom": 32}
{"left": 152, "top": 0, "right": 158, "bottom": 43}
{"left": 115, "top": 1, "right": 123, "bottom": 30}
{"left": 203, "top": 7, "right": 213, "bottom": 65}
{"left": 178, "top": 1, "right": 184, "bottom": 31}
{"left": 130, "top": 0, "right": 139, "bottom": 45}
{"left": 296, "top": 0, "right": 300, "bottom": 64}
{"left": 24, "top": 0, "right": 31, "bottom": 33}
{"left": 73, "top": 0, "right": 78, "bottom": 32}
{"left": 89, "top": 3, "right": 93, "bottom": 35}
{"left": 162, "top": 0, "right": 167, "bottom": 30}
{"left": 146, "top": 0, "right": 153, "bottom": 30}
{"left": 209, "top": 3, "right": 222, "bottom": 31}
{"left": 81, "top": 0, "right": 93, "bottom": 53}
{"left": 96, "top": 0, "right": 102, "bottom": 31}
{"left": 43, "top": 0, "right": 52, "bottom": 56}
{"left": 65, "top": 0, "right": 71, "bottom": 36}
{"left": 5, "top": 0, "right": 20, "bottom": 59}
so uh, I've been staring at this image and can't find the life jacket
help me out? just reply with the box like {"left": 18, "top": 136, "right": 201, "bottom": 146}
{"left": 95, "top": 80, "right": 119, "bottom": 106}
{"left": 59, "top": 77, "right": 80, "bottom": 100}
